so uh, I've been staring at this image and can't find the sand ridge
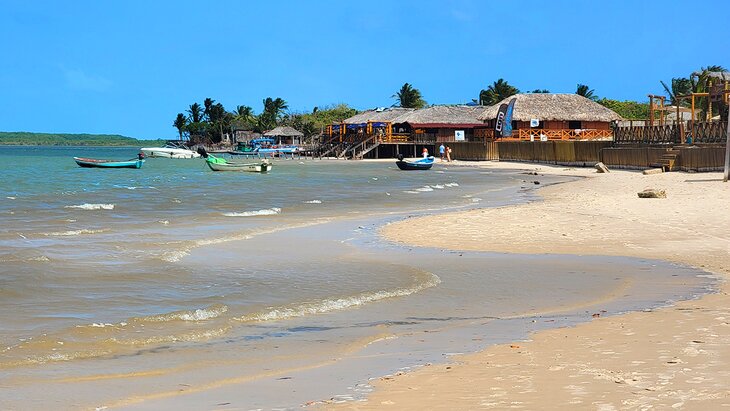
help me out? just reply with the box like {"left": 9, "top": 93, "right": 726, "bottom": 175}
{"left": 328, "top": 162, "right": 730, "bottom": 410}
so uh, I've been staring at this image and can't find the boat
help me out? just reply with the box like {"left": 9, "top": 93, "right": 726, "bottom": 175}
{"left": 74, "top": 157, "right": 144, "bottom": 169}
{"left": 233, "top": 138, "right": 301, "bottom": 156}
{"left": 395, "top": 155, "right": 435, "bottom": 170}
{"left": 197, "top": 148, "right": 272, "bottom": 172}
{"left": 140, "top": 141, "right": 201, "bottom": 159}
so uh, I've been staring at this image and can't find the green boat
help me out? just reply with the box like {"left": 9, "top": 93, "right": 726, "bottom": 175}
{"left": 74, "top": 157, "right": 144, "bottom": 169}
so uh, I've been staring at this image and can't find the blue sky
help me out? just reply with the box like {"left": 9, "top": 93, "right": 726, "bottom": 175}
{"left": 2, "top": 0, "right": 729, "bottom": 140}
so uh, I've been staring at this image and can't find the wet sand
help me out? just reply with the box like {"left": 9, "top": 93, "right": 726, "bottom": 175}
{"left": 331, "top": 162, "right": 730, "bottom": 410}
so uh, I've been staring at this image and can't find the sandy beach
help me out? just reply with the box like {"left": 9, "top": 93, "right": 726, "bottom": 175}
{"left": 329, "top": 161, "right": 730, "bottom": 410}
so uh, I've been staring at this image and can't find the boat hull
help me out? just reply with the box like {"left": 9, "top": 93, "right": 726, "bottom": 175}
{"left": 395, "top": 157, "right": 434, "bottom": 170}
{"left": 140, "top": 148, "right": 200, "bottom": 158}
{"left": 205, "top": 158, "right": 273, "bottom": 172}
{"left": 74, "top": 157, "right": 144, "bottom": 169}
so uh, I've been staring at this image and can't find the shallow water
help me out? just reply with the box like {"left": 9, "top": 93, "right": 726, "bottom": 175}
{"left": 0, "top": 146, "right": 715, "bottom": 410}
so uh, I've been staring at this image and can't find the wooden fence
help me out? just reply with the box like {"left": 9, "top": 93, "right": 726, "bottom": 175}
{"left": 614, "top": 121, "right": 727, "bottom": 145}
{"left": 496, "top": 141, "right": 612, "bottom": 165}
{"left": 450, "top": 141, "right": 499, "bottom": 161}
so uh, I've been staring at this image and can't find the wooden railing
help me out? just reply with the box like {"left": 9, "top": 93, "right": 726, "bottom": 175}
{"left": 614, "top": 121, "right": 727, "bottom": 145}
{"left": 514, "top": 129, "right": 613, "bottom": 140}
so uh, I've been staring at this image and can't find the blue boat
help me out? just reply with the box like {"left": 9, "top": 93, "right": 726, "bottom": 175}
{"left": 395, "top": 155, "right": 435, "bottom": 170}
{"left": 235, "top": 138, "right": 301, "bottom": 156}
{"left": 74, "top": 157, "right": 145, "bottom": 169}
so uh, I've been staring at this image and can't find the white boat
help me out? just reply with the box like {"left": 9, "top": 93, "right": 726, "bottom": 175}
{"left": 140, "top": 141, "right": 201, "bottom": 159}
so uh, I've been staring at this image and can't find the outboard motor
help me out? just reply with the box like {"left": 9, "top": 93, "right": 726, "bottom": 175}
{"left": 196, "top": 147, "right": 208, "bottom": 158}
{"left": 397, "top": 154, "right": 404, "bottom": 161}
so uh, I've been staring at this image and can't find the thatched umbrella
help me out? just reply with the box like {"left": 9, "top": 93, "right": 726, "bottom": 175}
{"left": 264, "top": 126, "right": 304, "bottom": 145}
{"left": 477, "top": 94, "right": 622, "bottom": 122}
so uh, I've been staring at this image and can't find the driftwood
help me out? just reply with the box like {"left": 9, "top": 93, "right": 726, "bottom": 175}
{"left": 594, "top": 162, "right": 610, "bottom": 173}
{"left": 642, "top": 168, "right": 664, "bottom": 175}
{"left": 637, "top": 189, "right": 666, "bottom": 198}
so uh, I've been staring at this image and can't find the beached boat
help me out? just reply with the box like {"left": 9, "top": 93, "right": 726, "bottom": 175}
{"left": 395, "top": 155, "right": 435, "bottom": 170}
{"left": 140, "top": 141, "right": 201, "bottom": 159}
{"left": 232, "top": 138, "right": 301, "bottom": 156}
{"left": 74, "top": 157, "right": 145, "bottom": 169}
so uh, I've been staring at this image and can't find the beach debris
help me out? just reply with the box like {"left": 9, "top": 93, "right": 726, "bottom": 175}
{"left": 637, "top": 188, "right": 666, "bottom": 198}
{"left": 642, "top": 168, "right": 664, "bottom": 175}
{"left": 509, "top": 345, "right": 520, "bottom": 349}
{"left": 592, "top": 313, "right": 601, "bottom": 318}
{"left": 533, "top": 181, "right": 540, "bottom": 185}
{"left": 594, "top": 162, "right": 610, "bottom": 173}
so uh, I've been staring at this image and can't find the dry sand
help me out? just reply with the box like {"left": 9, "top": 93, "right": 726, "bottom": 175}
{"left": 328, "top": 162, "right": 730, "bottom": 410}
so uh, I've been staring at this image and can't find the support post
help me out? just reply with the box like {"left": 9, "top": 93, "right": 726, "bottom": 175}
{"left": 722, "top": 107, "right": 730, "bottom": 183}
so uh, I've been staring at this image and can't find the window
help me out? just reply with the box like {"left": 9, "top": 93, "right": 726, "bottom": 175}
{"left": 568, "top": 121, "right": 582, "bottom": 129}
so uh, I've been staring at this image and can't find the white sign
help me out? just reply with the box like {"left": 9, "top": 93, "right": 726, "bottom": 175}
{"left": 455, "top": 130, "right": 465, "bottom": 141}
{"left": 530, "top": 119, "right": 540, "bottom": 127}
{"left": 540, "top": 133, "right": 548, "bottom": 142}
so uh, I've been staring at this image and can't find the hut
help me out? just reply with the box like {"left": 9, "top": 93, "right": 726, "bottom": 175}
{"left": 477, "top": 94, "right": 622, "bottom": 140}
{"left": 263, "top": 126, "right": 304, "bottom": 145}
{"left": 389, "top": 105, "right": 485, "bottom": 142}
{"left": 329, "top": 108, "right": 415, "bottom": 142}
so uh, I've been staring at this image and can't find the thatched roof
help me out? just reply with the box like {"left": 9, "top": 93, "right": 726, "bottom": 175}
{"left": 263, "top": 126, "right": 304, "bottom": 137}
{"left": 391, "top": 105, "right": 483, "bottom": 127}
{"left": 342, "top": 108, "right": 415, "bottom": 124}
{"left": 477, "top": 94, "right": 622, "bottom": 122}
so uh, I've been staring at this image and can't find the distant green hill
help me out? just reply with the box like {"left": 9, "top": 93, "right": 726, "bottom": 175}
{"left": 0, "top": 132, "right": 165, "bottom": 146}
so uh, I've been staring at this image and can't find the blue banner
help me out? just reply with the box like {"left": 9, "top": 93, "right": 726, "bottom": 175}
{"left": 503, "top": 98, "right": 517, "bottom": 137}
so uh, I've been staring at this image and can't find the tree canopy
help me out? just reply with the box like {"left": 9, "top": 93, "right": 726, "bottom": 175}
{"left": 479, "top": 79, "right": 519, "bottom": 106}
{"left": 392, "top": 83, "right": 426, "bottom": 109}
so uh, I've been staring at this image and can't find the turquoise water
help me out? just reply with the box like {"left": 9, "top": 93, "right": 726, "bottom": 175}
{"left": 0, "top": 146, "right": 714, "bottom": 410}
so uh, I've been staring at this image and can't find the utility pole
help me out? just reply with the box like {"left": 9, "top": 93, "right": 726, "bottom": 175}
{"left": 722, "top": 104, "right": 730, "bottom": 183}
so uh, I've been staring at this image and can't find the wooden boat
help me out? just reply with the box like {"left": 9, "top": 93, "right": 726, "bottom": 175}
{"left": 140, "top": 141, "right": 200, "bottom": 158}
{"left": 74, "top": 157, "right": 144, "bottom": 169}
{"left": 395, "top": 155, "right": 434, "bottom": 170}
{"left": 198, "top": 147, "right": 272, "bottom": 172}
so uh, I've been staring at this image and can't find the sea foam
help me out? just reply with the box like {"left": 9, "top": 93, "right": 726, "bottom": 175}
{"left": 223, "top": 207, "right": 281, "bottom": 217}
{"left": 65, "top": 203, "right": 115, "bottom": 210}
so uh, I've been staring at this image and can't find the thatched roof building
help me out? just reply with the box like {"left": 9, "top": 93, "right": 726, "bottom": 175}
{"left": 342, "top": 108, "right": 415, "bottom": 124}
{"left": 264, "top": 126, "right": 304, "bottom": 137}
{"left": 391, "top": 105, "right": 484, "bottom": 128}
{"left": 477, "top": 94, "right": 622, "bottom": 122}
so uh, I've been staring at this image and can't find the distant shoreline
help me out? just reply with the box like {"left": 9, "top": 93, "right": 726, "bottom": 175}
{"left": 0, "top": 131, "right": 164, "bottom": 146}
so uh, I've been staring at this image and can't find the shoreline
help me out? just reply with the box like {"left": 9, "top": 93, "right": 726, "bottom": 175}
{"left": 328, "top": 161, "right": 730, "bottom": 410}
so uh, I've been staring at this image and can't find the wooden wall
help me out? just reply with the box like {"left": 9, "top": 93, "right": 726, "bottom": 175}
{"left": 677, "top": 146, "right": 726, "bottom": 171}
{"left": 599, "top": 146, "right": 726, "bottom": 171}
{"left": 496, "top": 141, "right": 612, "bottom": 165}
{"left": 450, "top": 141, "right": 499, "bottom": 160}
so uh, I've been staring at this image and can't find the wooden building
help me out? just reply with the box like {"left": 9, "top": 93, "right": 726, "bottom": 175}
{"left": 389, "top": 105, "right": 485, "bottom": 143}
{"left": 477, "top": 94, "right": 622, "bottom": 140}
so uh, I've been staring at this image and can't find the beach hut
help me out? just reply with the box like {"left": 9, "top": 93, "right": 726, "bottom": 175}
{"left": 264, "top": 126, "right": 305, "bottom": 145}
{"left": 389, "top": 105, "right": 485, "bottom": 142}
{"left": 477, "top": 94, "right": 622, "bottom": 140}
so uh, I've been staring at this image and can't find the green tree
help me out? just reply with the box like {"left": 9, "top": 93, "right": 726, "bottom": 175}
{"left": 258, "top": 97, "right": 289, "bottom": 131}
{"left": 173, "top": 113, "right": 187, "bottom": 140}
{"left": 660, "top": 78, "right": 692, "bottom": 107}
{"left": 232, "top": 105, "right": 256, "bottom": 130}
{"left": 530, "top": 89, "right": 550, "bottom": 93}
{"left": 392, "top": 83, "right": 426, "bottom": 108}
{"left": 596, "top": 98, "right": 649, "bottom": 120}
{"left": 576, "top": 84, "right": 597, "bottom": 101}
{"left": 479, "top": 79, "right": 519, "bottom": 106}
{"left": 203, "top": 97, "right": 216, "bottom": 121}
{"left": 187, "top": 103, "right": 203, "bottom": 123}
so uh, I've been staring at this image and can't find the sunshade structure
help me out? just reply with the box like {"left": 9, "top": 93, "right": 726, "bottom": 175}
{"left": 263, "top": 126, "right": 305, "bottom": 144}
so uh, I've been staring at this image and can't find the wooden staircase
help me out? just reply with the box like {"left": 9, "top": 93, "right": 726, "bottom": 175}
{"left": 343, "top": 135, "right": 380, "bottom": 159}
{"left": 652, "top": 148, "right": 681, "bottom": 171}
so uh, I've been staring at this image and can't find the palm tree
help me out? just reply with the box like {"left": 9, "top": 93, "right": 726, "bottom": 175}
{"left": 660, "top": 78, "right": 692, "bottom": 107}
{"left": 691, "top": 65, "right": 728, "bottom": 120}
{"left": 258, "top": 97, "right": 289, "bottom": 131}
{"left": 479, "top": 79, "right": 519, "bottom": 106}
{"left": 187, "top": 103, "right": 203, "bottom": 123}
{"left": 530, "top": 89, "right": 550, "bottom": 93}
{"left": 575, "top": 84, "right": 597, "bottom": 101}
{"left": 172, "top": 113, "right": 187, "bottom": 140}
{"left": 203, "top": 98, "right": 216, "bottom": 121}
{"left": 392, "top": 83, "right": 426, "bottom": 108}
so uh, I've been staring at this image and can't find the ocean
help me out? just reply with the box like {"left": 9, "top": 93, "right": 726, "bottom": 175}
{"left": 0, "top": 146, "right": 714, "bottom": 410}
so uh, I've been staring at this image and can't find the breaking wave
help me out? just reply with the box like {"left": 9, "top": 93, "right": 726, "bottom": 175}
{"left": 135, "top": 304, "right": 229, "bottom": 323}
{"left": 65, "top": 203, "right": 115, "bottom": 210}
{"left": 44, "top": 229, "right": 108, "bottom": 237}
{"left": 234, "top": 272, "right": 441, "bottom": 323}
{"left": 223, "top": 207, "right": 281, "bottom": 217}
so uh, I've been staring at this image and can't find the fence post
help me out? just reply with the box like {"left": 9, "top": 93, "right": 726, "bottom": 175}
{"left": 724, "top": 107, "right": 729, "bottom": 182}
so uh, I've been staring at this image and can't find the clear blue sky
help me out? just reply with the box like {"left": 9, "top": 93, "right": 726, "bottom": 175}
{"left": 2, "top": 0, "right": 728, "bottom": 140}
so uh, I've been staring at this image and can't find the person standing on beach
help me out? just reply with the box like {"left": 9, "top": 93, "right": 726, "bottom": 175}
{"left": 446, "top": 146, "right": 452, "bottom": 162}
{"left": 422, "top": 147, "right": 429, "bottom": 158}
{"left": 439, "top": 143, "right": 445, "bottom": 161}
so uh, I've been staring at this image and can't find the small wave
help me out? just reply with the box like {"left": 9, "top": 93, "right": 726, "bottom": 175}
{"left": 235, "top": 273, "right": 441, "bottom": 323}
{"left": 430, "top": 184, "right": 445, "bottom": 189}
{"left": 113, "top": 185, "right": 138, "bottom": 190}
{"left": 223, "top": 207, "right": 281, "bottom": 217}
{"left": 44, "top": 229, "right": 108, "bottom": 237}
{"left": 158, "top": 220, "right": 170, "bottom": 225}
{"left": 471, "top": 198, "right": 482, "bottom": 203}
{"left": 6, "top": 196, "right": 16, "bottom": 200}
{"left": 415, "top": 186, "right": 434, "bottom": 192}
{"left": 137, "top": 304, "right": 229, "bottom": 323}
{"left": 27, "top": 256, "right": 50, "bottom": 262}
{"left": 160, "top": 250, "right": 189, "bottom": 262}
{"left": 445, "top": 182, "right": 459, "bottom": 187}
{"left": 65, "top": 203, "right": 115, "bottom": 210}
{"left": 303, "top": 200, "right": 322, "bottom": 204}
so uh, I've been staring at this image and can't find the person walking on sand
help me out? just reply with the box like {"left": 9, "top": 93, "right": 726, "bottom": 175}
{"left": 439, "top": 143, "right": 445, "bottom": 161}
{"left": 446, "top": 145, "right": 452, "bottom": 162}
